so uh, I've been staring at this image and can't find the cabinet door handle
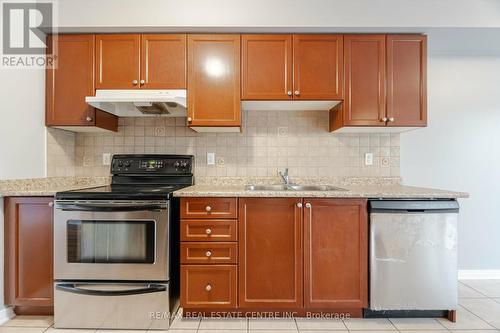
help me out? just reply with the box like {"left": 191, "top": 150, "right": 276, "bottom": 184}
{"left": 294, "top": 90, "right": 300, "bottom": 96}
{"left": 205, "top": 228, "right": 212, "bottom": 235}
{"left": 205, "top": 251, "right": 212, "bottom": 257}
{"left": 381, "top": 117, "right": 388, "bottom": 122}
{"left": 48, "top": 202, "right": 54, "bottom": 207}
{"left": 287, "top": 90, "right": 292, "bottom": 96}
{"left": 140, "top": 79, "right": 145, "bottom": 85}
{"left": 205, "top": 284, "right": 212, "bottom": 292}
{"left": 187, "top": 117, "right": 192, "bottom": 122}
{"left": 132, "top": 80, "right": 138, "bottom": 85}
{"left": 86, "top": 116, "right": 93, "bottom": 122}
{"left": 297, "top": 202, "right": 303, "bottom": 208}
{"left": 305, "top": 203, "right": 311, "bottom": 208}
{"left": 388, "top": 117, "right": 395, "bottom": 122}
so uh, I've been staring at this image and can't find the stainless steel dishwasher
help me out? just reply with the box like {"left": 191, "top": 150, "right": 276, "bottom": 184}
{"left": 369, "top": 200, "right": 459, "bottom": 311}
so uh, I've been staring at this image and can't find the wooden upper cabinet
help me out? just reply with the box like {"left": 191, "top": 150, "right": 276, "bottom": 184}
{"left": 141, "top": 34, "right": 187, "bottom": 89}
{"left": 96, "top": 34, "right": 141, "bottom": 89}
{"left": 344, "top": 35, "right": 386, "bottom": 126}
{"left": 46, "top": 34, "right": 96, "bottom": 126}
{"left": 239, "top": 198, "right": 303, "bottom": 308}
{"left": 293, "top": 34, "right": 343, "bottom": 100}
{"left": 386, "top": 35, "right": 427, "bottom": 127}
{"left": 303, "top": 199, "right": 368, "bottom": 309}
{"left": 4, "top": 197, "right": 54, "bottom": 309}
{"left": 241, "top": 35, "right": 292, "bottom": 100}
{"left": 187, "top": 35, "right": 241, "bottom": 128}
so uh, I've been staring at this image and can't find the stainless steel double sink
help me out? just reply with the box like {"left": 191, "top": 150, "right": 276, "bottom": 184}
{"left": 245, "top": 184, "right": 347, "bottom": 191}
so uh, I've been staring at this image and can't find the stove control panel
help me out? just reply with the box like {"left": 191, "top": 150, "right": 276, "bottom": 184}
{"left": 111, "top": 155, "right": 193, "bottom": 174}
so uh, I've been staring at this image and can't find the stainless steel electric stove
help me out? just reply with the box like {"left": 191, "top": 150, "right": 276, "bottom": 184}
{"left": 53, "top": 154, "right": 193, "bottom": 330}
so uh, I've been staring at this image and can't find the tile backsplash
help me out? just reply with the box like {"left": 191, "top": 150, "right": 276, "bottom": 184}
{"left": 47, "top": 111, "right": 400, "bottom": 178}
{"left": 47, "top": 127, "right": 76, "bottom": 177}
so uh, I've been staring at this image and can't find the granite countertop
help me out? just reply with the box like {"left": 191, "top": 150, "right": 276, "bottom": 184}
{"left": 0, "top": 176, "right": 469, "bottom": 199}
{"left": 0, "top": 177, "right": 110, "bottom": 197}
{"left": 173, "top": 177, "right": 469, "bottom": 199}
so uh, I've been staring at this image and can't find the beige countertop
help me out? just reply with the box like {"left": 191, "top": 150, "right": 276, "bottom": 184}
{"left": 0, "top": 176, "right": 468, "bottom": 199}
{"left": 173, "top": 177, "right": 468, "bottom": 199}
{"left": 0, "top": 177, "right": 110, "bottom": 197}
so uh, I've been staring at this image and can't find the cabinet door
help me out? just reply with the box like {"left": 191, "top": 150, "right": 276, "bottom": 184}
{"left": 187, "top": 35, "right": 241, "bottom": 127}
{"left": 387, "top": 35, "right": 427, "bottom": 127}
{"left": 141, "top": 34, "right": 187, "bottom": 89}
{"left": 293, "top": 34, "right": 343, "bottom": 100}
{"left": 344, "top": 35, "right": 386, "bottom": 126}
{"left": 239, "top": 198, "right": 302, "bottom": 308}
{"left": 96, "top": 34, "right": 140, "bottom": 89}
{"left": 4, "top": 197, "right": 54, "bottom": 308}
{"left": 303, "top": 199, "right": 368, "bottom": 308}
{"left": 241, "top": 35, "right": 292, "bottom": 100}
{"left": 46, "top": 34, "right": 95, "bottom": 126}
{"left": 181, "top": 265, "right": 237, "bottom": 308}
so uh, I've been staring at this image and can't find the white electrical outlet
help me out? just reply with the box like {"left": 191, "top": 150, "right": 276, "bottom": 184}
{"left": 102, "top": 153, "right": 111, "bottom": 166}
{"left": 364, "top": 153, "right": 373, "bottom": 166}
{"left": 207, "top": 152, "right": 215, "bottom": 165}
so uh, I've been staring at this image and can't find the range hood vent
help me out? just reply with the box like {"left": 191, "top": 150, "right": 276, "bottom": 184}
{"left": 86, "top": 90, "right": 187, "bottom": 117}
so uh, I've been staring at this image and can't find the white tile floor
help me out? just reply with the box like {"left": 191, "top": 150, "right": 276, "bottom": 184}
{"left": 2, "top": 280, "right": 500, "bottom": 333}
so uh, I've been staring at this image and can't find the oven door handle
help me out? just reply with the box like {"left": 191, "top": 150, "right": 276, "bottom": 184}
{"left": 55, "top": 202, "right": 167, "bottom": 212}
{"left": 55, "top": 283, "right": 167, "bottom": 296}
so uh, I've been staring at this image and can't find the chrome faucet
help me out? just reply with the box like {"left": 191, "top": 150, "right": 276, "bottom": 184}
{"left": 278, "top": 168, "right": 290, "bottom": 185}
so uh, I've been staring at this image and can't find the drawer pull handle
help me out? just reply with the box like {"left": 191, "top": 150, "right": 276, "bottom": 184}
{"left": 205, "top": 205, "right": 212, "bottom": 212}
{"left": 205, "top": 250, "right": 212, "bottom": 257}
{"left": 205, "top": 284, "right": 212, "bottom": 292}
{"left": 205, "top": 228, "right": 212, "bottom": 235}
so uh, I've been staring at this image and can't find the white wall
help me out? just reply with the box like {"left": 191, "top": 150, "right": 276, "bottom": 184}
{"left": 0, "top": 67, "right": 46, "bottom": 316}
{"left": 401, "top": 31, "right": 500, "bottom": 270}
{"left": 52, "top": 0, "right": 500, "bottom": 30}
{"left": 0, "top": 69, "right": 46, "bottom": 180}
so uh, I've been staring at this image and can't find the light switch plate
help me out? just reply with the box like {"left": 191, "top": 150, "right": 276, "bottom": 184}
{"left": 364, "top": 153, "right": 373, "bottom": 166}
{"left": 102, "top": 153, "right": 111, "bottom": 166}
{"left": 207, "top": 152, "right": 215, "bottom": 165}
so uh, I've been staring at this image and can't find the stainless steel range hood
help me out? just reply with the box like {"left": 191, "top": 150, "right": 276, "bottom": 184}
{"left": 86, "top": 90, "right": 187, "bottom": 117}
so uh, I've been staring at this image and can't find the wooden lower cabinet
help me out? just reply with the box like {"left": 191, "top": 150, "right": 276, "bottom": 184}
{"left": 181, "top": 265, "right": 237, "bottom": 308}
{"left": 180, "top": 197, "right": 368, "bottom": 314}
{"left": 181, "top": 219, "right": 238, "bottom": 242}
{"left": 238, "top": 198, "right": 303, "bottom": 308}
{"left": 181, "top": 197, "right": 238, "bottom": 219}
{"left": 303, "top": 198, "right": 368, "bottom": 308}
{"left": 181, "top": 242, "right": 238, "bottom": 264}
{"left": 4, "top": 197, "right": 54, "bottom": 314}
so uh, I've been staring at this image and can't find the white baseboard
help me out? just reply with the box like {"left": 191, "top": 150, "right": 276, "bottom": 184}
{"left": 0, "top": 307, "right": 15, "bottom": 325}
{"left": 459, "top": 269, "right": 500, "bottom": 280}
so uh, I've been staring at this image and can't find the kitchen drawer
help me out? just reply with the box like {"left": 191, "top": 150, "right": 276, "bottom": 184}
{"left": 181, "top": 242, "right": 238, "bottom": 264}
{"left": 181, "top": 220, "right": 237, "bottom": 242}
{"left": 181, "top": 265, "right": 237, "bottom": 308}
{"left": 181, "top": 198, "right": 237, "bottom": 219}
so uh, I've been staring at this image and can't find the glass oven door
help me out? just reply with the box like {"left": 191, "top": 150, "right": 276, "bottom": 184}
{"left": 54, "top": 201, "right": 169, "bottom": 281}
